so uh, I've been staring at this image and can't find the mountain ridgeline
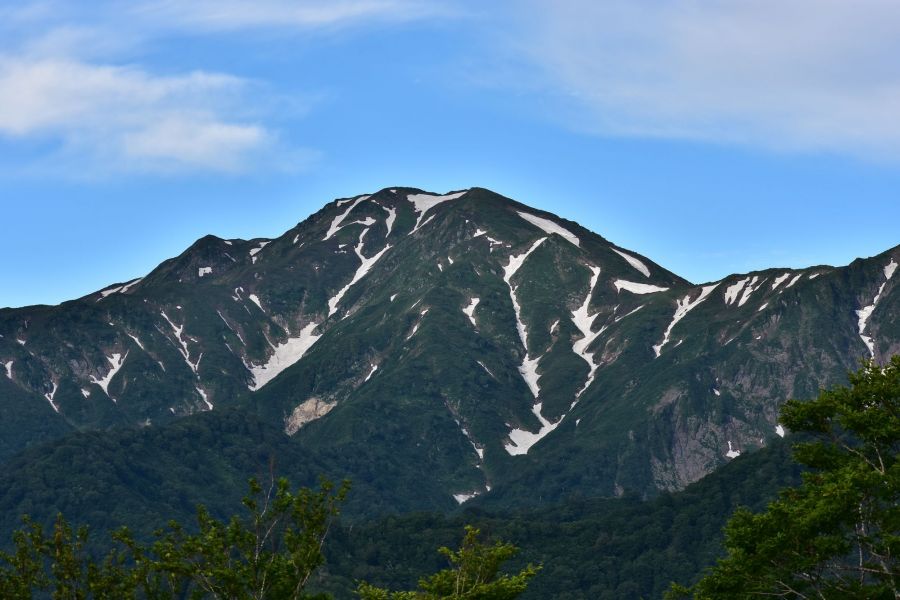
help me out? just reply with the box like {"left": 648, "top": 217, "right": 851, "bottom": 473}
{"left": 1, "top": 187, "right": 897, "bottom": 515}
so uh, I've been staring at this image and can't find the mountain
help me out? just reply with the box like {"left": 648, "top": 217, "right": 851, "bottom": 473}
{"left": 1, "top": 187, "right": 897, "bottom": 515}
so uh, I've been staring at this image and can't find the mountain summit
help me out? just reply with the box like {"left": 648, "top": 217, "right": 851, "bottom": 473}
{"left": 1, "top": 187, "right": 898, "bottom": 510}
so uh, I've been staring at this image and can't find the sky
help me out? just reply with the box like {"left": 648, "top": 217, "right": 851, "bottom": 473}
{"left": 3, "top": 0, "right": 900, "bottom": 308}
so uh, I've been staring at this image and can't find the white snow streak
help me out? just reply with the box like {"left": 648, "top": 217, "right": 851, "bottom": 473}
{"left": 885, "top": 258, "right": 898, "bottom": 280}
{"left": 504, "top": 401, "right": 563, "bottom": 456}
{"left": 249, "top": 241, "right": 270, "bottom": 264}
{"left": 453, "top": 492, "right": 479, "bottom": 504}
{"left": 724, "top": 278, "right": 748, "bottom": 305}
{"left": 327, "top": 228, "right": 392, "bottom": 317}
{"left": 515, "top": 211, "right": 580, "bottom": 247}
{"left": 44, "top": 382, "right": 59, "bottom": 412}
{"left": 785, "top": 273, "right": 803, "bottom": 288}
{"left": 477, "top": 361, "right": 496, "bottom": 379}
{"left": 653, "top": 284, "right": 719, "bottom": 357}
{"left": 3, "top": 360, "right": 12, "bottom": 380}
{"left": 248, "top": 294, "right": 263, "bottom": 311}
{"left": 249, "top": 322, "right": 321, "bottom": 390}
{"left": 463, "top": 297, "right": 480, "bottom": 327}
{"left": 390, "top": 294, "right": 398, "bottom": 302}
{"left": 196, "top": 387, "right": 213, "bottom": 410}
{"left": 99, "top": 284, "right": 124, "bottom": 298}
{"left": 855, "top": 259, "right": 897, "bottom": 357}
{"left": 161, "top": 311, "right": 201, "bottom": 374}
{"left": 324, "top": 196, "right": 369, "bottom": 241}
{"left": 364, "top": 363, "right": 378, "bottom": 382}
{"left": 81, "top": 388, "right": 90, "bottom": 398}
{"left": 126, "top": 333, "right": 145, "bottom": 350}
{"left": 737, "top": 276, "right": 763, "bottom": 307}
{"left": 503, "top": 238, "right": 547, "bottom": 397}
{"left": 90, "top": 352, "right": 128, "bottom": 396}
{"left": 375, "top": 202, "right": 397, "bottom": 237}
{"left": 611, "top": 248, "right": 650, "bottom": 277}
{"left": 571, "top": 266, "right": 603, "bottom": 398}
{"left": 614, "top": 280, "right": 669, "bottom": 294}
{"left": 757, "top": 302, "right": 768, "bottom": 312}
{"left": 407, "top": 191, "right": 467, "bottom": 234}
{"left": 771, "top": 273, "right": 791, "bottom": 290}
{"left": 775, "top": 424, "right": 786, "bottom": 438}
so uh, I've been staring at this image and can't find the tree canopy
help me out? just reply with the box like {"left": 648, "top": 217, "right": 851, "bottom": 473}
{"left": 671, "top": 358, "right": 900, "bottom": 599}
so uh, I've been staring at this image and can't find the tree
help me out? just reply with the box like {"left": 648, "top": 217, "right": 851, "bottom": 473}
{"left": 670, "top": 358, "right": 900, "bottom": 599}
{"left": 0, "top": 476, "right": 349, "bottom": 599}
{"left": 357, "top": 525, "right": 539, "bottom": 599}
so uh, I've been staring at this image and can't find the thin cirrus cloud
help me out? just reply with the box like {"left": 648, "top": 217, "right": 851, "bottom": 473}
{"left": 510, "top": 0, "right": 900, "bottom": 161}
{"left": 0, "top": 55, "right": 280, "bottom": 174}
{"left": 134, "top": 0, "right": 457, "bottom": 32}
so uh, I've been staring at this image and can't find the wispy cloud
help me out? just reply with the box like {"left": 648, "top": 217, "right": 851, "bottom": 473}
{"left": 506, "top": 0, "right": 900, "bottom": 160}
{"left": 0, "top": 0, "right": 451, "bottom": 176}
{"left": 135, "top": 0, "right": 456, "bottom": 32}
{"left": 0, "top": 56, "right": 288, "bottom": 174}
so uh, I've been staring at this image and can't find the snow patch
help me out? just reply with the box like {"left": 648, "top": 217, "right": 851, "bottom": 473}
{"left": 248, "top": 294, "right": 263, "bottom": 311}
{"left": 44, "top": 382, "right": 59, "bottom": 412}
{"left": 477, "top": 360, "right": 496, "bottom": 379}
{"left": 724, "top": 278, "right": 748, "bottom": 305}
{"left": 453, "top": 492, "right": 479, "bottom": 504}
{"left": 463, "top": 297, "right": 480, "bottom": 327}
{"left": 198, "top": 266, "right": 212, "bottom": 277}
{"left": 571, "top": 266, "right": 603, "bottom": 398}
{"left": 885, "top": 258, "right": 898, "bottom": 280}
{"left": 775, "top": 424, "right": 786, "bottom": 438}
{"left": 771, "top": 273, "right": 791, "bottom": 290}
{"left": 407, "top": 191, "right": 467, "bottom": 234}
{"left": 327, "top": 228, "right": 392, "bottom": 316}
{"left": 713, "top": 388, "right": 721, "bottom": 396}
{"left": 725, "top": 441, "right": 741, "bottom": 459}
{"left": 126, "top": 333, "right": 145, "bottom": 350}
{"left": 737, "top": 276, "right": 763, "bottom": 306}
{"left": 374, "top": 202, "right": 397, "bottom": 237}
{"left": 757, "top": 302, "right": 768, "bottom": 312}
{"left": 785, "top": 273, "right": 803, "bottom": 288}
{"left": 653, "top": 284, "right": 718, "bottom": 357}
{"left": 3, "top": 360, "right": 12, "bottom": 380}
{"left": 324, "top": 196, "right": 369, "bottom": 240}
{"left": 90, "top": 352, "right": 128, "bottom": 396}
{"left": 390, "top": 294, "right": 397, "bottom": 302}
{"left": 504, "top": 401, "right": 564, "bottom": 456}
{"left": 249, "top": 322, "right": 321, "bottom": 390}
{"left": 503, "top": 238, "right": 547, "bottom": 397}
{"left": 515, "top": 211, "right": 580, "bottom": 247}
{"left": 249, "top": 241, "right": 270, "bottom": 264}
{"left": 614, "top": 280, "right": 669, "bottom": 294}
{"left": 611, "top": 248, "right": 650, "bottom": 277}
{"left": 161, "top": 311, "right": 201, "bottom": 375}
{"left": 364, "top": 363, "right": 378, "bottom": 382}
{"left": 196, "top": 387, "right": 212, "bottom": 410}
{"left": 81, "top": 388, "right": 90, "bottom": 398}
{"left": 16, "top": 338, "right": 25, "bottom": 346}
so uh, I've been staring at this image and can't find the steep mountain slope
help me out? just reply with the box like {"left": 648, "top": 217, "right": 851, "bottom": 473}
{"left": 1, "top": 187, "right": 897, "bottom": 508}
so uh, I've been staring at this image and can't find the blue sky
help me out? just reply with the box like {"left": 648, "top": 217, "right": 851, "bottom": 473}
{"left": 3, "top": 1, "right": 900, "bottom": 308}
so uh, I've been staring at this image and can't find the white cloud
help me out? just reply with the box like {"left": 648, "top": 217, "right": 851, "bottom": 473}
{"left": 0, "top": 56, "right": 287, "bottom": 174}
{"left": 135, "top": 0, "right": 455, "bottom": 32}
{"left": 508, "top": 0, "right": 900, "bottom": 160}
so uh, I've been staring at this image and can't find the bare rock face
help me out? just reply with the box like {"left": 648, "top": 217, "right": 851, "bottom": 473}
{"left": 284, "top": 397, "right": 335, "bottom": 436}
